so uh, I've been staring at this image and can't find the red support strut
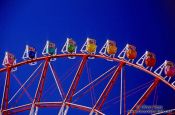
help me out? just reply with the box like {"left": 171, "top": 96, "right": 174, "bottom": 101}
{"left": 128, "top": 78, "right": 160, "bottom": 115}
{"left": 65, "top": 55, "right": 88, "bottom": 103}
{"left": 58, "top": 56, "right": 88, "bottom": 115}
{"left": 167, "top": 110, "right": 175, "bottom": 115}
{"left": 92, "top": 62, "right": 125, "bottom": 112}
{"left": 1, "top": 67, "right": 11, "bottom": 115}
{"left": 33, "top": 57, "right": 50, "bottom": 104}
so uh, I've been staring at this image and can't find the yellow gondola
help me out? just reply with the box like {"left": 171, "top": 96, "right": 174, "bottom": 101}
{"left": 86, "top": 38, "right": 97, "bottom": 53}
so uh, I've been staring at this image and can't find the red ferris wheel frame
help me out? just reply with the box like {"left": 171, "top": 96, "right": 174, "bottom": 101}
{"left": 0, "top": 53, "right": 175, "bottom": 115}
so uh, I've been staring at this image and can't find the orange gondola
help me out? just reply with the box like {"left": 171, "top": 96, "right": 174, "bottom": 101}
{"left": 106, "top": 40, "right": 117, "bottom": 55}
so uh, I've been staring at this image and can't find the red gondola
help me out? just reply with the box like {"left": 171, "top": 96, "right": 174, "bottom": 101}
{"left": 164, "top": 61, "right": 175, "bottom": 77}
{"left": 126, "top": 44, "right": 137, "bottom": 59}
{"left": 144, "top": 52, "right": 156, "bottom": 67}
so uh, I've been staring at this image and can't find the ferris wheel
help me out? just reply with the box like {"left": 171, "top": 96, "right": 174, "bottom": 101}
{"left": 0, "top": 38, "right": 175, "bottom": 115}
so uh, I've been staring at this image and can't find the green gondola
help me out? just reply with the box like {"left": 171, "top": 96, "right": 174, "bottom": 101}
{"left": 68, "top": 44, "right": 76, "bottom": 53}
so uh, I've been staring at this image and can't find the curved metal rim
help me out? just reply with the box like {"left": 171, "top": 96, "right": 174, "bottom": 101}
{"left": 1, "top": 53, "right": 175, "bottom": 114}
{"left": 4, "top": 102, "right": 104, "bottom": 115}
{"left": 0, "top": 53, "right": 174, "bottom": 91}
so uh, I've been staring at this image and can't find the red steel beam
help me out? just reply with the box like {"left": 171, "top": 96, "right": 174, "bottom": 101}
{"left": 92, "top": 62, "right": 125, "bottom": 111}
{"left": 12, "top": 75, "right": 33, "bottom": 102}
{"left": 0, "top": 54, "right": 173, "bottom": 114}
{"left": 65, "top": 55, "right": 88, "bottom": 103}
{"left": 33, "top": 57, "right": 50, "bottom": 104}
{"left": 6, "top": 104, "right": 31, "bottom": 114}
{"left": 0, "top": 54, "right": 174, "bottom": 92}
{"left": 167, "top": 110, "right": 175, "bottom": 115}
{"left": 1, "top": 67, "right": 11, "bottom": 115}
{"left": 127, "top": 78, "right": 160, "bottom": 115}
{"left": 5, "top": 102, "right": 104, "bottom": 115}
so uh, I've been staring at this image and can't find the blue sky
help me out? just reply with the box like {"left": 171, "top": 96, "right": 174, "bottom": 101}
{"left": 0, "top": 0, "right": 175, "bottom": 114}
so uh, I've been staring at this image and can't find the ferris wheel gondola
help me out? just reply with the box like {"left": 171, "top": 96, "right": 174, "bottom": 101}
{"left": 81, "top": 38, "right": 97, "bottom": 59}
{"left": 42, "top": 40, "right": 57, "bottom": 61}
{"left": 118, "top": 44, "right": 137, "bottom": 63}
{"left": 2, "top": 52, "right": 17, "bottom": 72}
{"left": 99, "top": 39, "right": 117, "bottom": 61}
{"left": 61, "top": 38, "right": 77, "bottom": 59}
{"left": 22, "top": 45, "right": 37, "bottom": 65}
{"left": 0, "top": 38, "right": 174, "bottom": 115}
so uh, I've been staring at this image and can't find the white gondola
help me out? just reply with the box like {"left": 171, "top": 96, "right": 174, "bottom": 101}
{"left": 22, "top": 45, "right": 37, "bottom": 65}
{"left": 61, "top": 38, "right": 77, "bottom": 59}
{"left": 2, "top": 52, "right": 17, "bottom": 72}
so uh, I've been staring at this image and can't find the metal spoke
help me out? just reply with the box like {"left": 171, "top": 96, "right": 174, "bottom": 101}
{"left": 90, "top": 62, "right": 125, "bottom": 114}
{"left": 127, "top": 79, "right": 160, "bottom": 115}
{"left": 1, "top": 67, "right": 11, "bottom": 115}
{"left": 29, "top": 58, "right": 50, "bottom": 115}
